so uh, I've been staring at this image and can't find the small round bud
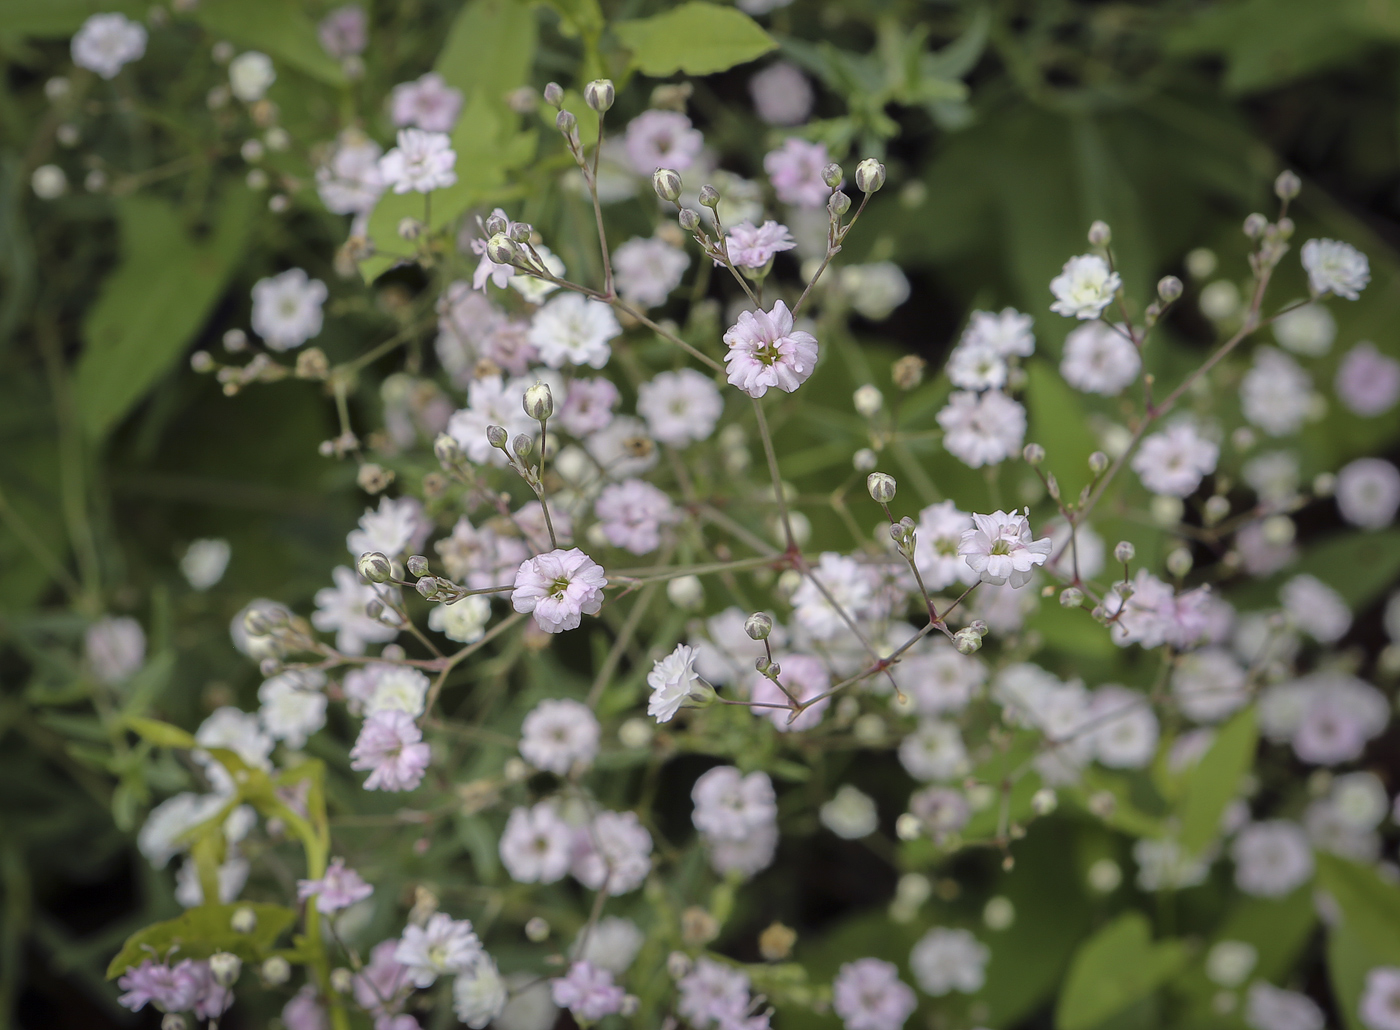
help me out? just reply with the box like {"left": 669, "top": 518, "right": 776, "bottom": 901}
{"left": 231, "top": 907, "right": 257, "bottom": 934}
{"left": 759, "top": 921, "right": 797, "bottom": 962}
{"left": 511, "top": 434, "right": 533, "bottom": 459}
{"left": 1088, "top": 791, "right": 1117, "bottom": 819}
{"left": 1274, "top": 169, "right": 1301, "bottom": 201}
{"left": 555, "top": 109, "right": 576, "bottom": 136}
{"left": 161, "top": 1015, "right": 187, "bottom": 1030}
{"left": 406, "top": 554, "right": 430, "bottom": 577}
{"left": 1088, "top": 450, "right": 1110, "bottom": 474}
{"left": 483, "top": 212, "right": 508, "bottom": 237}
{"left": 853, "top": 447, "right": 878, "bottom": 472}
{"left": 524, "top": 916, "right": 551, "bottom": 942}
{"left": 892, "top": 354, "right": 926, "bottom": 390}
{"left": 853, "top": 384, "right": 883, "bottom": 417}
{"left": 259, "top": 657, "right": 282, "bottom": 678}
{"left": 953, "top": 628, "right": 982, "bottom": 655}
{"left": 895, "top": 813, "right": 922, "bottom": 840}
{"left": 397, "top": 217, "right": 423, "bottom": 241}
{"left": 486, "top": 232, "right": 517, "bottom": 265}
{"left": 223, "top": 328, "right": 248, "bottom": 352}
{"left": 1022, "top": 443, "right": 1045, "bottom": 466}
{"left": 1203, "top": 494, "right": 1231, "bottom": 525}
{"left": 1059, "top": 587, "right": 1084, "bottom": 608}
{"left": 357, "top": 551, "right": 393, "bottom": 584}
{"left": 542, "top": 82, "right": 564, "bottom": 107}
{"left": 667, "top": 574, "right": 704, "bottom": 610}
{"left": 745, "top": 612, "right": 773, "bottom": 641}
{"left": 618, "top": 717, "right": 653, "bottom": 748}
{"left": 1313, "top": 472, "right": 1336, "bottom": 498}
{"left": 434, "top": 432, "right": 463, "bottom": 467}
{"left": 1031, "top": 788, "right": 1058, "bottom": 815}
{"left": 698, "top": 184, "right": 720, "bottom": 209}
{"left": 1261, "top": 514, "right": 1296, "bottom": 548}
{"left": 523, "top": 381, "right": 554, "bottom": 421}
{"left": 330, "top": 967, "right": 354, "bottom": 994}
{"left": 867, "top": 472, "right": 897, "bottom": 504}
{"left": 1275, "top": 216, "right": 1294, "bottom": 239}
{"left": 364, "top": 598, "right": 384, "bottom": 622}
{"left": 653, "top": 168, "right": 683, "bottom": 203}
{"left": 584, "top": 78, "right": 615, "bottom": 112}
{"left": 827, "top": 190, "right": 851, "bottom": 217}
{"left": 415, "top": 576, "right": 439, "bottom": 599}
{"left": 1157, "top": 275, "right": 1183, "bottom": 302}
{"left": 855, "top": 158, "right": 886, "bottom": 193}
{"left": 1166, "top": 547, "right": 1193, "bottom": 578}
{"left": 508, "top": 221, "right": 533, "bottom": 244}
{"left": 1114, "top": 540, "right": 1136, "bottom": 564}
{"left": 485, "top": 424, "right": 508, "bottom": 449}
{"left": 1243, "top": 212, "right": 1268, "bottom": 239}
{"left": 822, "top": 162, "right": 843, "bottom": 188}
{"left": 261, "top": 956, "right": 291, "bottom": 986}
{"left": 190, "top": 350, "right": 214, "bottom": 372}
{"left": 667, "top": 951, "right": 693, "bottom": 980}
{"left": 967, "top": 620, "right": 988, "bottom": 638}
{"left": 682, "top": 906, "right": 719, "bottom": 946}
{"left": 678, "top": 208, "right": 700, "bottom": 232}
{"left": 208, "top": 952, "right": 241, "bottom": 988}
{"left": 1087, "top": 220, "right": 1111, "bottom": 246}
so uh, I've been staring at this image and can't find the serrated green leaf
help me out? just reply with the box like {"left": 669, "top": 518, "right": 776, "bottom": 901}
{"left": 1178, "top": 707, "right": 1256, "bottom": 856}
{"left": 193, "top": 0, "right": 346, "bottom": 86}
{"left": 124, "top": 715, "right": 196, "bottom": 750}
{"left": 615, "top": 2, "right": 776, "bottom": 77}
{"left": 106, "top": 902, "right": 298, "bottom": 978}
{"left": 1056, "top": 912, "right": 1187, "bottom": 1030}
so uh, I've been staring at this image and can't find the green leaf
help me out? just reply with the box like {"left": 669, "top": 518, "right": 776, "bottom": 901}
{"left": 106, "top": 902, "right": 298, "bottom": 978}
{"left": 1230, "top": 528, "right": 1400, "bottom": 613}
{"left": 0, "top": 0, "right": 144, "bottom": 36}
{"left": 75, "top": 189, "right": 254, "bottom": 438}
{"left": 1056, "top": 912, "right": 1188, "bottom": 1030}
{"left": 123, "top": 715, "right": 195, "bottom": 750}
{"left": 1025, "top": 358, "right": 1098, "bottom": 501}
{"left": 1329, "top": 922, "right": 1378, "bottom": 1030}
{"left": 1177, "top": 707, "right": 1257, "bottom": 856}
{"left": 435, "top": 0, "right": 539, "bottom": 105}
{"left": 1316, "top": 852, "right": 1400, "bottom": 965}
{"left": 614, "top": 2, "right": 776, "bottom": 77}
{"left": 192, "top": 0, "right": 346, "bottom": 86}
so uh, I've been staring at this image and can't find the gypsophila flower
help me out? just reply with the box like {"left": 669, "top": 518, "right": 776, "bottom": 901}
{"left": 901, "top": 641, "right": 987, "bottom": 715}
{"left": 509, "top": 244, "right": 565, "bottom": 302}
{"left": 282, "top": 984, "right": 328, "bottom": 1030}
{"left": 500, "top": 803, "right": 573, "bottom": 883}
{"left": 447, "top": 374, "right": 537, "bottom": 467}
{"left": 318, "top": 5, "right": 367, "bottom": 57}
{"left": 750, "top": 62, "right": 814, "bottom": 126}
{"left": 1172, "top": 648, "right": 1249, "bottom": 722}
{"left": 1244, "top": 982, "right": 1323, "bottom": 1030}
{"left": 436, "top": 516, "right": 529, "bottom": 590}
{"left": 364, "top": 666, "right": 430, "bottom": 718}
{"left": 1336, "top": 341, "right": 1400, "bottom": 417}
{"left": 196, "top": 706, "right": 274, "bottom": 769}
{"left": 574, "top": 917, "right": 644, "bottom": 975}
{"left": 912, "top": 501, "right": 977, "bottom": 591}
{"left": 832, "top": 958, "right": 917, "bottom": 1030}
{"left": 395, "top": 912, "right": 482, "bottom": 987}
{"left": 648, "top": 643, "right": 702, "bottom": 722}
{"left": 313, "top": 564, "right": 404, "bottom": 654}
{"left": 1050, "top": 254, "right": 1122, "bottom": 320}
{"left": 316, "top": 132, "right": 384, "bottom": 214}
{"left": 749, "top": 653, "right": 830, "bottom": 732}
{"left": 529, "top": 293, "right": 621, "bottom": 369}
{"left": 180, "top": 538, "right": 231, "bottom": 590}
{"left": 229, "top": 51, "right": 275, "bottom": 102}
{"left": 428, "top": 595, "right": 491, "bottom": 644}
{"left": 764, "top": 138, "right": 833, "bottom": 208}
{"left": 453, "top": 954, "right": 508, "bottom": 1029}
{"left": 936, "top": 390, "right": 1026, "bottom": 468}
{"left": 821, "top": 785, "right": 878, "bottom": 839}
{"left": 678, "top": 957, "right": 751, "bottom": 1027}
{"left": 72, "top": 13, "right": 147, "bottom": 79}
{"left": 960, "top": 307, "right": 1035, "bottom": 357}
{"left": 297, "top": 858, "right": 373, "bottom": 914}
{"left": 350, "top": 710, "right": 431, "bottom": 791}
{"left": 85, "top": 615, "right": 145, "bottom": 684}
{"left": 1088, "top": 686, "right": 1159, "bottom": 768}
{"left": 691, "top": 766, "right": 777, "bottom": 841}
{"left": 138, "top": 792, "right": 228, "bottom": 868}
{"left": 1260, "top": 671, "right": 1387, "bottom": 765}
{"left": 1231, "top": 820, "right": 1314, "bottom": 897}
{"left": 1241, "top": 347, "right": 1313, "bottom": 436}
{"left": 512, "top": 548, "right": 607, "bottom": 633}
{"left": 959, "top": 509, "right": 1052, "bottom": 587}
{"left": 257, "top": 669, "right": 327, "bottom": 748}
{"left": 1060, "top": 322, "right": 1141, "bottom": 395}
{"left": 841, "top": 262, "right": 911, "bottom": 321}
{"left": 570, "top": 809, "right": 653, "bottom": 894}
{"left": 1133, "top": 837, "right": 1210, "bottom": 892}
{"left": 347, "top": 495, "right": 429, "bottom": 558}
{"left": 586, "top": 414, "right": 659, "bottom": 479}
{"left": 117, "top": 958, "right": 202, "bottom": 1013}
{"left": 613, "top": 235, "right": 691, "bottom": 307}
{"left": 1131, "top": 421, "right": 1219, "bottom": 497}
{"left": 353, "top": 940, "right": 413, "bottom": 1023}
{"left": 1273, "top": 302, "right": 1336, "bottom": 356}
{"left": 625, "top": 110, "right": 704, "bottom": 174}
{"left": 723, "top": 221, "right": 797, "bottom": 269}
{"left": 898, "top": 720, "right": 968, "bottom": 782}
{"left": 379, "top": 129, "right": 457, "bottom": 194}
{"left": 1301, "top": 238, "right": 1370, "bottom": 300}
{"left": 909, "top": 928, "right": 989, "bottom": 996}
{"left": 553, "top": 961, "right": 625, "bottom": 1022}
{"left": 723, "top": 300, "right": 818, "bottom": 397}
{"left": 1360, "top": 967, "right": 1400, "bottom": 1030}
{"left": 594, "top": 478, "right": 680, "bottom": 554}
{"left": 945, "top": 340, "right": 1007, "bottom": 391}
{"left": 1336, "top": 458, "right": 1400, "bottom": 529}
{"left": 1280, "top": 574, "right": 1351, "bottom": 643}
{"left": 251, "top": 268, "right": 327, "bottom": 351}
{"left": 637, "top": 368, "right": 724, "bottom": 445}
{"left": 708, "top": 820, "right": 779, "bottom": 878}
{"left": 390, "top": 72, "right": 463, "bottom": 132}
{"left": 791, "top": 553, "right": 883, "bottom": 636}
{"left": 519, "top": 698, "right": 600, "bottom": 774}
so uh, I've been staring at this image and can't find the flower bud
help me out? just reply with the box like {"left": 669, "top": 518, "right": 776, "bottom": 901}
{"left": 190, "top": 350, "right": 214, "bottom": 372}
{"left": 1274, "top": 169, "right": 1301, "bottom": 201}
{"left": 855, "top": 158, "right": 885, "bottom": 193}
{"left": 434, "top": 432, "right": 463, "bottom": 467}
{"left": 357, "top": 551, "right": 393, "bottom": 584}
{"left": 511, "top": 434, "right": 533, "bottom": 459}
{"left": 895, "top": 813, "right": 922, "bottom": 840}
{"left": 486, "top": 232, "right": 516, "bottom": 265}
{"left": 1114, "top": 540, "right": 1135, "bottom": 563}
{"left": 406, "top": 554, "right": 429, "bottom": 578}
{"left": 759, "top": 921, "right": 797, "bottom": 961}
{"left": 969, "top": 619, "right": 989, "bottom": 638}
{"left": 330, "top": 967, "right": 354, "bottom": 994}
{"left": 1031, "top": 788, "right": 1057, "bottom": 815}
{"left": 261, "top": 956, "right": 291, "bottom": 986}
{"left": 678, "top": 208, "right": 700, "bottom": 232}
{"left": 745, "top": 612, "right": 773, "bottom": 640}
{"left": 525, "top": 916, "right": 551, "bottom": 941}
{"left": 667, "top": 952, "right": 693, "bottom": 980}
{"left": 483, "top": 212, "right": 508, "bottom": 237}
{"left": 231, "top": 907, "right": 257, "bottom": 934}
{"left": 542, "top": 82, "right": 564, "bottom": 108}
{"left": 698, "top": 184, "right": 720, "bottom": 209}
{"left": 1166, "top": 547, "right": 1193, "bottom": 578}
{"left": 892, "top": 355, "right": 926, "bottom": 390}
{"left": 162, "top": 1014, "right": 187, "bottom": 1030}
{"left": 486, "top": 424, "right": 509, "bottom": 449}
{"left": 667, "top": 574, "right": 704, "bottom": 610}
{"left": 1157, "top": 275, "right": 1183, "bottom": 301}
{"left": 1059, "top": 587, "right": 1084, "bottom": 608}
{"left": 1313, "top": 472, "right": 1336, "bottom": 497}
{"left": 851, "top": 385, "right": 884, "bottom": 418}
{"left": 584, "top": 78, "right": 615, "bottom": 112}
{"left": 853, "top": 447, "right": 878, "bottom": 472}
{"left": 1203, "top": 494, "right": 1230, "bottom": 526}
{"left": 1275, "top": 216, "right": 1294, "bottom": 239}
{"left": 1088, "top": 450, "right": 1110, "bottom": 474}
{"left": 208, "top": 952, "right": 241, "bottom": 988}
{"left": 523, "top": 381, "right": 554, "bottom": 420}
{"left": 1022, "top": 443, "right": 1045, "bottom": 466}
{"left": 555, "top": 109, "right": 576, "bottom": 135}
{"left": 1087, "top": 220, "right": 1111, "bottom": 246}
{"left": 508, "top": 221, "right": 533, "bottom": 243}
{"left": 953, "top": 628, "right": 982, "bottom": 655}
{"left": 397, "top": 216, "right": 423, "bottom": 241}
{"left": 822, "top": 162, "right": 843, "bottom": 188}
{"left": 827, "top": 190, "right": 851, "bottom": 217}
{"left": 365, "top": 599, "right": 385, "bottom": 622}
{"left": 1243, "top": 212, "right": 1268, "bottom": 239}
{"left": 653, "top": 168, "right": 682, "bottom": 203}
{"left": 867, "top": 472, "right": 897, "bottom": 503}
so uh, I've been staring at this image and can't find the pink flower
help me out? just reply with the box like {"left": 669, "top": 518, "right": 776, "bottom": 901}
{"left": 378, "top": 129, "right": 457, "bottom": 195}
{"left": 570, "top": 810, "right": 653, "bottom": 895}
{"left": 594, "top": 479, "right": 680, "bottom": 554}
{"left": 936, "top": 390, "right": 1026, "bottom": 468}
{"left": 678, "top": 957, "right": 752, "bottom": 1026}
{"left": 625, "top": 110, "right": 704, "bottom": 174}
{"left": 691, "top": 766, "right": 777, "bottom": 841}
{"left": 499, "top": 802, "right": 573, "bottom": 883}
{"left": 117, "top": 958, "right": 202, "bottom": 1013}
{"left": 283, "top": 985, "right": 329, "bottom": 1030}
{"left": 958, "top": 510, "right": 1053, "bottom": 588}
{"left": 763, "top": 138, "right": 832, "bottom": 208}
{"left": 353, "top": 940, "right": 413, "bottom": 1021}
{"left": 552, "top": 961, "right": 625, "bottom": 1022}
{"left": 390, "top": 72, "right": 463, "bottom": 132}
{"left": 723, "top": 300, "right": 819, "bottom": 398}
{"left": 750, "top": 62, "right": 814, "bottom": 126}
{"left": 1360, "top": 966, "right": 1400, "bottom": 1030}
{"left": 317, "top": 5, "right": 366, "bottom": 58}
{"left": 832, "top": 958, "right": 917, "bottom": 1030}
{"left": 1335, "top": 341, "right": 1400, "bottom": 417}
{"left": 350, "top": 710, "right": 431, "bottom": 791}
{"left": 297, "top": 857, "right": 374, "bottom": 914}
{"left": 750, "top": 653, "right": 830, "bottom": 732}
{"left": 721, "top": 220, "right": 796, "bottom": 269}
{"left": 559, "top": 377, "right": 620, "bottom": 437}
{"left": 511, "top": 547, "right": 608, "bottom": 633}
{"left": 1131, "top": 421, "right": 1218, "bottom": 497}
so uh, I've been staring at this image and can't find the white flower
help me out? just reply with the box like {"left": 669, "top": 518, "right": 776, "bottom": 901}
{"left": 378, "top": 129, "right": 457, "bottom": 194}
{"left": 624, "top": 110, "right": 704, "bottom": 174}
{"left": 570, "top": 810, "right": 653, "bottom": 895}
{"left": 453, "top": 954, "right": 507, "bottom": 1029}
{"left": 1335, "top": 341, "right": 1400, "bottom": 417}
{"left": 229, "top": 52, "right": 276, "bottom": 102}
{"left": 509, "top": 245, "right": 565, "bottom": 302}
{"left": 594, "top": 478, "right": 679, "bottom": 554}
{"left": 138, "top": 792, "right": 228, "bottom": 868}
{"left": 723, "top": 300, "right": 819, "bottom": 398}
{"left": 347, "top": 495, "right": 428, "bottom": 558}
{"left": 1088, "top": 686, "right": 1158, "bottom": 768}
{"left": 31, "top": 165, "right": 66, "bottom": 200}
{"left": 840, "top": 263, "right": 911, "bottom": 322}
{"left": 312, "top": 568, "right": 402, "bottom": 653}
{"left": 1060, "top": 322, "right": 1140, "bottom": 395}
{"left": 637, "top": 368, "right": 723, "bottom": 446}
{"left": 519, "top": 698, "right": 599, "bottom": 774}
{"left": 691, "top": 766, "right": 777, "bottom": 842}
{"left": 899, "top": 720, "right": 969, "bottom": 782}
{"left": 528, "top": 293, "right": 621, "bottom": 369}
{"left": 1133, "top": 837, "right": 1210, "bottom": 891}
{"left": 936, "top": 390, "right": 1026, "bottom": 468}
{"left": 395, "top": 913, "right": 482, "bottom": 988}
{"left": 1280, "top": 574, "right": 1351, "bottom": 643}
{"left": 1171, "top": 648, "right": 1249, "bottom": 723}
{"left": 820, "top": 785, "right": 878, "bottom": 839}
{"left": 174, "top": 853, "right": 248, "bottom": 908}
{"left": 1050, "top": 254, "right": 1121, "bottom": 319}
{"left": 1273, "top": 302, "right": 1336, "bottom": 356}
{"left": 428, "top": 595, "right": 491, "bottom": 643}
{"left": 1301, "top": 238, "right": 1369, "bottom": 300}
{"left": 691, "top": 607, "right": 788, "bottom": 686}
{"left": 958, "top": 509, "right": 1052, "bottom": 588}
{"left": 1360, "top": 968, "right": 1400, "bottom": 1030}
{"left": 447, "top": 374, "right": 538, "bottom": 467}
{"left": 1205, "top": 940, "right": 1257, "bottom": 987}
{"left": 390, "top": 72, "right": 463, "bottom": 132}
{"left": 909, "top": 928, "right": 989, "bottom": 996}
{"left": 613, "top": 236, "right": 690, "bottom": 308}
{"left": 791, "top": 553, "right": 884, "bottom": 637}
{"left": 1328, "top": 771, "right": 1388, "bottom": 831}
{"left": 1231, "top": 820, "right": 1314, "bottom": 897}
{"left": 585, "top": 415, "right": 659, "bottom": 479}
{"left": 832, "top": 958, "right": 916, "bottom": 1030}
{"left": 1243, "top": 450, "right": 1302, "bottom": 507}
{"left": 512, "top": 548, "right": 608, "bottom": 634}
{"left": 1244, "top": 982, "right": 1323, "bottom": 1030}
{"left": 196, "top": 706, "right": 274, "bottom": 771}
{"left": 316, "top": 133, "right": 385, "bottom": 215}
{"left": 945, "top": 340, "right": 1007, "bottom": 391}
{"left": 961, "top": 307, "right": 1035, "bottom": 357}
{"left": 913, "top": 501, "right": 978, "bottom": 591}
{"left": 257, "top": 670, "right": 328, "bottom": 749}
{"left": 85, "top": 616, "right": 145, "bottom": 684}
{"left": 251, "top": 268, "right": 327, "bottom": 351}
{"left": 749, "top": 61, "right": 814, "bottom": 126}
{"left": 365, "top": 665, "right": 431, "bottom": 718}
{"left": 1241, "top": 347, "right": 1312, "bottom": 436}
{"left": 647, "top": 643, "right": 702, "bottom": 723}
{"left": 1336, "top": 458, "right": 1400, "bottom": 529}
{"left": 71, "top": 13, "right": 147, "bottom": 79}
{"left": 1131, "top": 421, "right": 1219, "bottom": 496}
{"left": 900, "top": 641, "right": 986, "bottom": 715}
{"left": 573, "top": 917, "right": 643, "bottom": 975}
{"left": 707, "top": 820, "right": 779, "bottom": 878}
{"left": 499, "top": 803, "right": 572, "bottom": 883}
{"left": 180, "top": 539, "right": 231, "bottom": 590}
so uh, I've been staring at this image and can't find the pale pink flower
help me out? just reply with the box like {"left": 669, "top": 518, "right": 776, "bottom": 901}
{"left": 1280, "top": 573, "right": 1351, "bottom": 643}
{"left": 350, "top": 710, "right": 431, "bottom": 792}
{"left": 512, "top": 548, "right": 607, "bottom": 633}
{"left": 347, "top": 495, "right": 430, "bottom": 558}
{"left": 707, "top": 820, "right": 779, "bottom": 878}
{"left": 764, "top": 138, "right": 832, "bottom": 208}
{"left": 913, "top": 501, "right": 978, "bottom": 591}
{"left": 297, "top": 857, "right": 374, "bottom": 914}
{"left": 1061, "top": 321, "right": 1140, "bottom": 395}
{"left": 316, "top": 133, "right": 384, "bottom": 215}
{"left": 1301, "top": 238, "right": 1369, "bottom": 300}
{"left": 1241, "top": 347, "right": 1312, "bottom": 436}
{"left": 378, "top": 129, "right": 457, "bottom": 194}
{"left": 85, "top": 615, "right": 145, "bottom": 685}
{"left": 570, "top": 810, "right": 653, "bottom": 894}
{"left": 936, "top": 390, "right": 1026, "bottom": 468}
{"left": 832, "top": 958, "right": 917, "bottom": 1030}
{"left": 352, "top": 940, "right": 413, "bottom": 1022}
{"left": 395, "top": 912, "right": 482, "bottom": 987}
{"left": 691, "top": 766, "right": 777, "bottom": 841}
{"left": 117, "top": 958, "right": 202, "bottom": 1013}
{"left": 625, "top": 110, "right": 704, "bottom": 174}
{"left": 312, "top": 566, "right": 402, "bottom": 655}
{"left": 519, "top": 698, "right": 599, "bottom": 774}
{"left": 1131, "top": 421, "right": 1218, "bottom": 496}
{"left": 945, "top": 339, "right": 1007, "bottom": 391}
{"left": 723, "top": 300, "right": 819, "bottom": 398}
{"left": 318, "top": 5, "right": 367, "bottom": 58}
{"left": 722, "top": 220, "right": 796, "bottom": 269}
{"left": 283, "top": 984, "right": 328, "bottom": 1030}
{"left": 909, "top": 928, "right": 989, "bottom": 996}
{"left": 637, "top": 368, "right": 724, "bottom": 445}
{"left": 961, "top": 307, "right": 1035, "bottom": 357}
{"left": 552, "top": 962, "right": 625, "bottom": 1022}
{"left": 1336, "top": 458, "right": 1400, "bottom": 529}
{"left": 1360, "top": 966, "right": 1400, "bottom": 1030}
{"left": 515, "top": 500, "right": 573, "bottom": 551}
{"left": 1231, "top": 820, "right": 1313, "bottom": 897}
{"left": 1244, "top": 982, "right": 1323, "bottom": 1030}
{"left": 750, "top": 62, "right": 814, "bottom": 126}
{"left": 613, "top": 235, "right": 691, "bottom": 307}
{"left": 447, "top": 374, "right": 536, "bottom": 466}
{"left": 435, "top": 516, "right": 529, "bottom": 590}
{"left": 678, "top": 957, "right": 751, "bottom": 1026}
{"left": 72, "top": 13, "right": 147, "bottom": 79}
{"left": 958, "top": 509, "right": 1052, "bottom": 588}
{"left": 500, "top": 803, "right": 573, "bottom": 883}
{"left": 750, "top": 653, "right": 830, "bottom": 732}
{"left": 559, "top": 376, "right": 620, "bottom": 436}
{"left": 594, "top": 479, "right": 679, "bottom": 554}
{"left": 1335, "top": 341, "right": 1400, "bottom": 417}
{"left": 390, "top": 72, "right": 463, "bottom": 132}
